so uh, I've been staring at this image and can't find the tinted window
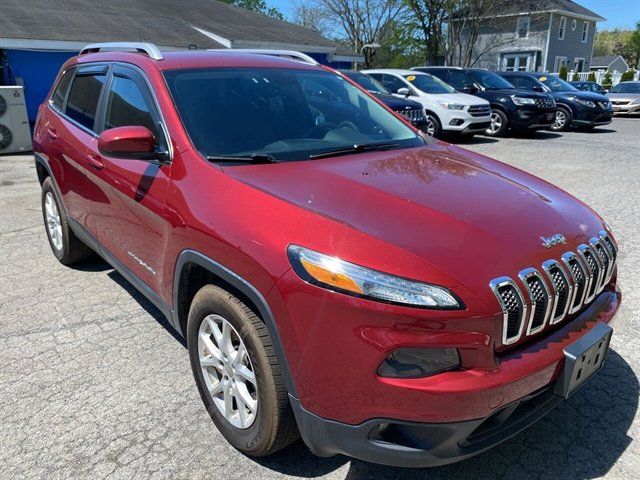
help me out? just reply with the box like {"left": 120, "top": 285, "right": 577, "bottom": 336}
{"left": 448, "top": 70, "right": 473, "bottom": 89}
{"left": 471, "top": 71, "right": 515, "bottom": 90}
{"left": 380, "top": 74, "right": 406, "bottom": 93}
{"left": 51, "top": 68, "right": 74, "bottom": 110}
{"left": 343, "top": 72, "right": 388, "bottom": 94}
{"left": 105, "top": 76, "right": 157, "bottom": 134}
{"left": 539, "top": 76, "right": 577, "bottom": 92}
{"left": 65, "top": 73, "right": 106, "bottom": 131}
{"left": 509, "top": 76, "right": 536, "bottom": 90}
{"left": 404, "top": 74, "right": 455, "bottom": 94}
{"left": 163, "top": 68, "right": 422, "bottom": 161}
{"left": 610, "top": 82, "right": 640, "bottom": 93}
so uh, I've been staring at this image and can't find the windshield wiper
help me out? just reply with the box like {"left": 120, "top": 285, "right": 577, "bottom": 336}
{"left": 205, "top": 154, "right": 278, "bottom": 164}
{"left": 309, "top": 142, "right": 399, "bottom": 160}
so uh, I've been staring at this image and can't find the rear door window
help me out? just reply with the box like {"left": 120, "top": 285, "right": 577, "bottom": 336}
{"left": 65, "top": 71, "right": 107, "bottom": 131}
{"left": 51, "top": 68, "right": 75, "bottom": 111}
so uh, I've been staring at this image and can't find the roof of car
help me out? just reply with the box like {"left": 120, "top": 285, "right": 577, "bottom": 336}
{"left": 74, "top": 50, "right": 324, "bottom": 71}
{"left": 363, "top": 69, "right": 428, "bottom": 76}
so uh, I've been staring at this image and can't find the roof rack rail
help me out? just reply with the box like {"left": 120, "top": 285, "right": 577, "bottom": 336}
{"left": 80, "top": 42, "right": 164, "bottom": 61}
{"left": 207, "top": 49, "right": 320, "bottom": 66}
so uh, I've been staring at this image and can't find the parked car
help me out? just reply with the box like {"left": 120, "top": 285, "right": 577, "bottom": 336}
{"left": 35, "top": 43, "right": 621, "bottom": 468}
{"left": 337, "top": 70, "right": 428, "bottom": 130}
{"left": 413, "top": 67, "right": 556, "bottom": 137}
{"left": 363, "top": 68, "right": 491, "bottom": 138}
{"left": 570, "top": 81, "right": 607, "bottom": 95}
{"left": 607, "top": 81, "right": 640, "bottom": 114}
{"left": 499, "top": 72, "right": 613, "bottom": 131}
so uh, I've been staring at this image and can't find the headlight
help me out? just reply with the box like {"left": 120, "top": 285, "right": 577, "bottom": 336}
{"left": 575, "top": 98, "right": 596, "bottom": 108}
{"left": 633, "top": 99, "right": 640, "bottom": 105}
{"left": 287, "top": 245, "right": 462, "bottom": 308}
{"left": 511, "top": 96, "right": 536, "bottom": 105}
{"left": 437, "top": 101, "right": 465, "bottom": 110}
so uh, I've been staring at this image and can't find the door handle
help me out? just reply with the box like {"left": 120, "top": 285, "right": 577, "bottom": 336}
{"left": 87, "top": 154, "right": 104, "bottom": 170}
{"left": 46, "top": 128, "right": 58, "bottom": 140}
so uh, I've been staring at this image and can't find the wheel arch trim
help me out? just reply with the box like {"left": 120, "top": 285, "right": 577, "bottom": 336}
{"left": 172, "top": 249, "right": 298, "bottom": 396}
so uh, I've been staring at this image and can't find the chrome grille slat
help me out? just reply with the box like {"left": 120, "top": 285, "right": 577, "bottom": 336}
{"left": 490, "top": 277, "right": 527, "bottom": 345}
{"left": 599, "top": 230, "right": 617, "bottom": 285}
{"left": 468, "top": 105, "right": 491, "bottom": 117}
{"left": 562, "top": 252, "right": 588, "bottom": 314}
{"left": 518, "top": 268, "right": 551, "bottom": 335}
{"left": 591, "top": 237, "right": 610, "bottom": 294}
{"left": 579, "top": 243, "right": 604, "bottom": 303}
{"left": 542, "top": 260, "right": 571, "bottom": 325}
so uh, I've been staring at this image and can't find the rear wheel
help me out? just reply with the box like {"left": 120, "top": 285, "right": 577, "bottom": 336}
{"left": 486, "top": 110, "right": 508, "bottom": 137}
{"left": 41, "top": 177, "right": 93, "bottom": 265}
{"left": 551, "top": 106, "right": 572, "bottom": 131}
{"left": 187, "top": 285, "right": 299, "bottom": 456}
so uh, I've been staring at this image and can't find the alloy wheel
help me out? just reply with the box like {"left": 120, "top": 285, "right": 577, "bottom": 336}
{"left": 425, "top": 116, "right": 436, "bottom": 136}
{"left": 44, "top": 192, "right": 63, "bottom": 251}
{"left": 487, "top": 112, "right": 502, "bottom": 134}
{"left": 198, "top": 314, "right": 258, "bottom": 429}
{"left": 552, "top": 110, "right": 567, "bottom": 130}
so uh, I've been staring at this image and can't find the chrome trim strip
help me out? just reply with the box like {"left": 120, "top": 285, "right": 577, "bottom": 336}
{"left": 561, "top": 252, "right": 588, "bottom": 314}
{"left": 589, "top": 237, "right": 608, "bottom": 294}
{"left": 490, "top": 276, "right": 527, "bottom": 346}
{"left": 518, "top": 268, "right": 552, "bottom": 336}
{"left": 541, "top": 259, "right": 571, "bottom": 325}
{"left": 598, "top": 230, "right": 617, "bottom": 285}
{"left": 577, "top": 243, "right": 601, "bottom": 304}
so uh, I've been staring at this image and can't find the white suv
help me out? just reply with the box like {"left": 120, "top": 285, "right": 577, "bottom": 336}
{"left": 364, "top": 69, "right": 491, "bottom": 138}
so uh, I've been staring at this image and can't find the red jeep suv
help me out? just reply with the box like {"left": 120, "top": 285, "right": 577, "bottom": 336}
{"left": 33, "top": 43, "right": 621, "bottom": 467}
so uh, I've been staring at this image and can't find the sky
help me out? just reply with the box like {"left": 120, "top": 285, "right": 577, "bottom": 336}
{"left": 267, "top": 0, "right": 640, "bottom": 30}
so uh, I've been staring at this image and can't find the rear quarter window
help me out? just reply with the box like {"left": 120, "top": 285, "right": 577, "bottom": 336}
{"left": 65, "top": 73, "right": 106, "bottom": 131}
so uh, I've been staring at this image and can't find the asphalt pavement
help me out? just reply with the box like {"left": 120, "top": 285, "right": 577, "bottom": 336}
{"left": 0, "top": 117, "right": 638, "bottom": 479}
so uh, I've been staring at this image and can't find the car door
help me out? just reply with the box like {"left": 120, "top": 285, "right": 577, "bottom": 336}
{"left": 87, "top": 65, "right": 172, "bottom": 293}
{"left": 44, "top": 65, "right": 109, "bottom": 234}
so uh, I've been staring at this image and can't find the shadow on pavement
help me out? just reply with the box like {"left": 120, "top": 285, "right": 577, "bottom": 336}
{"left": 93, "top": 259, "right": 637, "bottom": 480}
{"left": 575, "top": 128, "right": 617, "bottom": 134}
{"left": 511, "top": 131, "right": 563, "bottom": 140}
{"left": 445, "top": 135, "right": 499, "bottom": 145}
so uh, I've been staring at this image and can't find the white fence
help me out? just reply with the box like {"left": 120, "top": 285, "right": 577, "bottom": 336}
{"left": 548, "top": 69, "right": 640, "bottom": 86}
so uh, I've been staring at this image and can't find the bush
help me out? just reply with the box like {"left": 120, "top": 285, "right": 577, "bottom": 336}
{"left": 602, "top": 71, "right": 613, "bottom": 89}
{"left": 620, "top": 70, "right": 635, "bottom": 82}
{"left": 559, "top": 65, "right": 568, "bottom": 80}
{"left": 587, "top": 71, "right": 597, "bottom": 82}
{"left": 571, "top": 71, "right": 580, "bottom": 81}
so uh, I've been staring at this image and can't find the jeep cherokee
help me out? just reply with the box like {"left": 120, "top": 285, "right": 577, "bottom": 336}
{"left": 33, "top": 43, "right": 621, "bottom": 468}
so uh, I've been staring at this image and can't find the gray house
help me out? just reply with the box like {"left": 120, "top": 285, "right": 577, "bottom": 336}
{"left": 448, "top": 0, "right": 605, "bottom": 73}
{"left": 590, "top": 55, "right": 629, "bottom": 72}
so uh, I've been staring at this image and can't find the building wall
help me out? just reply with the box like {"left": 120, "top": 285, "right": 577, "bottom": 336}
{"left": 545, "top": 15, "right": 596, "bottom": 72}
{"left": 3, "top": 50, "right": 75, "bottom": 123}
{"left": 589, "top": 57, "right": 629, "bottom": 73}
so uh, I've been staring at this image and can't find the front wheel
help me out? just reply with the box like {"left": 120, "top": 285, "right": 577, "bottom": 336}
{"left": 486, "top": 110, "right": 508, "bottom": 137}
{"left": 551, "top": 106, "right": 572, "bottom": 131}
{"left": 187, "top": 285, "right": 299, "bottom": 456}
{"left": 423, "top": 114, "right": 442, "bottom": 138}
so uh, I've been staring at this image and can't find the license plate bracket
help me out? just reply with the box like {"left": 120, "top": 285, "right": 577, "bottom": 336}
{"left": 554, "top": 322, "right": 612, "bottom": 398}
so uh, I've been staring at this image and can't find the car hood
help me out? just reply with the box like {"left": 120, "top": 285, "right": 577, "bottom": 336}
{"left": 223, "top": 144, "right": 605, "bottom": 293}
{"left": 417, "top": 91, "right": 489, "bottom": 105}
{"left": 556, "top": 90, "right": 609, "bottom": 101}
{"left": 607, "top": 92, "right": 640, "bottom": 101}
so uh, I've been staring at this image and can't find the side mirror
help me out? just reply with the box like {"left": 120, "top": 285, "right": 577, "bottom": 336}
{"left": 533, "top": 84, "right": 545, "bottom": 92}
{"left": 396, "top": 87, "right": 411, "bottom": 97}
{"left": 98, "top": 126, "right": 157, "bottom": 160}
{"left": 461, "top": 85, "right": 478, "bottom": 94}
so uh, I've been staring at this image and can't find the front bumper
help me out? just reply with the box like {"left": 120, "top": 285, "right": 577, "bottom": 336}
{"left": 290, "top": 287, "right": 620, "bottom": 467}
{"left": 440, "top": 110, "right": 492, "bottom": 133}
{"left": 510, "top": 108, "right": 556, "bottom": 130}
{"left": 612, "top": 103, "right": 640, "bottom": 114}
{"left": 573, "top": 107, "right": 613, "bottom": 126}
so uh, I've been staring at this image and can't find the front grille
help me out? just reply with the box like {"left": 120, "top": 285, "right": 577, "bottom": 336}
{"left": 536, "top": 97, "right": 556, "bottom": 109}
{"left": 468, "top": 105, "right": 491, "bottom": 117}
{"left": 490, "top": 230, "right": 617, "bottom": 348}
{"left": 396, "top": 107, "right": 425, "bottom": 124}
{"left": 598, "top": 101, "right": 611, "bottom": 110}
{"left": 611, "top": 100, "right": 630, "bottom": 105}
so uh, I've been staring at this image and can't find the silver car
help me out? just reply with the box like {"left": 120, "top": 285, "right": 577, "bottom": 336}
{"left": 607, "top": 81, "right": 640, "bottom": 114}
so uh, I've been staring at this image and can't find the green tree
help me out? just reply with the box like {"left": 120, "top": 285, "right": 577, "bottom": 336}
{"left": 559, "top": 65, "right": 568, "bottom": 80}
{"left": 404, "top": 0, "right": 448, "bottom": 66}
{"left": 220, "top": 0, "right": 284, "bottom": 20}
{"left": 587, "top": 71, "right": 596, "bottom": 82}
{"left": 628, "top": 21, "right": 640, "bottom": 69}
{"left": 602, "top": 70, "right": 613, "bottom": 89}
{"left": 620, "top": 70, "right": 635, "bottom": 82}
{"left": 571, "top": 70, "right": 579, "bottom": 81}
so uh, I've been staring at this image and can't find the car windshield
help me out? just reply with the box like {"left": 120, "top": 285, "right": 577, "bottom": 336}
{"left": 470, "top": 71, "right": 515, "bottom": 90}
{"left": 404, "top": 74, "right": 455, "bottom": 94}
{"left": 539, "top": 76, "right": 577, "bottom": 92}
{"left": 342, "top": 71, "right": 388, "bottom": 94}
{"left": 163, "top": 68, "right": 423, "bottom": 162}
{"left": 610, "top": 82, "right": 640, "bottom": 93}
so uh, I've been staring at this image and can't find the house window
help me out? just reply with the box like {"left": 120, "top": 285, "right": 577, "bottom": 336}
{"left": 554, "top": 56, "right": 568, "bottom": 72}
{"left": 558, "top": 16, "right": 566, "bottom": 39}
{"left": 502, "top": 53, "right": 533, "bottom": 72}
{"left": 516, "top": 16, "right": 530, "bottom": 38}
{"left": 574, "top": 57, "right": 585, "bottom": 72}
{"left": 582, "top": 21, "right": 589, "bottom": 42}
{"left": 571, "top": 19, "right": 577, "bottom": 31}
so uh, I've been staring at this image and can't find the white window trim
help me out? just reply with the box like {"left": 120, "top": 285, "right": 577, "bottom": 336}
{"left": 516, "top": 16, "right": 531, "bottom": 39}
{"left": 574, "top": 57, "right": 585, "bottom": 72}
{"left": 554, "top": 56, "right": 568, "bottom": 72}
{"left": 582, "top": 21, "right": 589, "bottom": 43}
{"left": 571, "top": 19, "right": 578, "bottom": 31}
{"left": 558, "top": 16, "right": 566, "bottom": 40}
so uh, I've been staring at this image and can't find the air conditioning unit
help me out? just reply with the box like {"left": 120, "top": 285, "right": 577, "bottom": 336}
{"left": 0, "top": 86, "right": 32, "bottom": 154}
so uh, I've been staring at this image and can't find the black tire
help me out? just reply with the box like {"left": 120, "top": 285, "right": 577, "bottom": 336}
{"left": 41, "top": 177, "right": 93, "bottom": 265}
{"left": 187, "top": 284, "right": 299, "bottom": 456}
{"left": 551, "top": 106, "right": 572, "bottom": 131}
{"left": 486, "top": 109, "right": 508, "bottom": 137}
